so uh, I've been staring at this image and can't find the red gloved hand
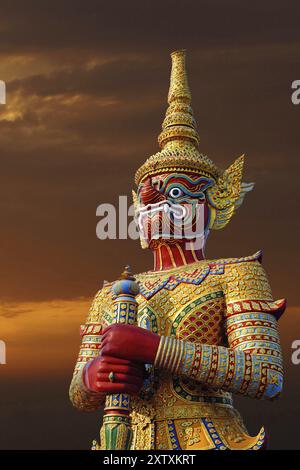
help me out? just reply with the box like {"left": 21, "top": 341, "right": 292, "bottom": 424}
{"left": 100, "top": 324, "right": 160, "bottom": 364}
{"left": 83, "top": 355, "right": 144, "bottom": 395}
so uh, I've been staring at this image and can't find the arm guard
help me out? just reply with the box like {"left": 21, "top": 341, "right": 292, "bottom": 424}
{"left": 154, "top": 259, "right": 285, "bottom": 400}
{"left": 69, "top": 289, "right": 105, "bottom": 411}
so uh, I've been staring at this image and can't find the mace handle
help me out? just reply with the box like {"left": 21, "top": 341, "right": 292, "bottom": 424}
{"left": 100, "top": 265, "right": 139, "bottom": 450}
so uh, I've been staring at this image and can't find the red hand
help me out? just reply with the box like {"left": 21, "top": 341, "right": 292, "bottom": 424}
{"left": 101, "top": 324, "right": 160, "bottom": 364}
{"left": 83, "top": 355, "right": 144, "bottom": 395}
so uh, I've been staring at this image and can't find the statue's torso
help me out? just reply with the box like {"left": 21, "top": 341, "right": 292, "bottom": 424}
{"left": 89, "top": 254, "right": 268, "bottom": 450}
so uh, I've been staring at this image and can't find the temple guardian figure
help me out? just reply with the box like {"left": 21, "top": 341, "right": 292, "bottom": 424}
{"left": 69, "top": 50, "right": 286, "bottom": 450}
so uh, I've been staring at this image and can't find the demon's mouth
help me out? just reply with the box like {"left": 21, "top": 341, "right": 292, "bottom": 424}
{"left": 136, "top": 199, "right": 204, "bottom": 245}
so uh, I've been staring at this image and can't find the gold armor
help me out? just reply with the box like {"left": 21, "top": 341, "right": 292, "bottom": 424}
{"left": 70, "top": 251, "right": 284, "bottom": 450}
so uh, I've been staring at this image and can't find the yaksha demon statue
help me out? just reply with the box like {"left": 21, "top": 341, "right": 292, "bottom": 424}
{"left": 70, "top": 50, "right": 286, "bottom": 450}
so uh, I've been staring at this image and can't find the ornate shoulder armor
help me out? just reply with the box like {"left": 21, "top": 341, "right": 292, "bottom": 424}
{"left": 220, "top": 251, "right": 286, "bottom": 320}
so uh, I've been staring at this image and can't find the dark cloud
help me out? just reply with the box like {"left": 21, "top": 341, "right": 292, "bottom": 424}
{"left": 0, "top": 303, "right": 32, "bottom": 318}
{"left": 0, "top": 0, "right": 299, "bottom": 57}
{"left": 8, "top": 58, "right": 164, "bottom": 99}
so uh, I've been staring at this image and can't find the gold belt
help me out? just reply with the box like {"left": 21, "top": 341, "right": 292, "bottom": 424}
{"left": 154, "top": 401, "right": 236, "bottom": 421}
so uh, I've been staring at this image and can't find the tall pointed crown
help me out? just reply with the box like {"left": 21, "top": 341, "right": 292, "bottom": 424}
{"left": 134, "top": 49, "right": 254, "bottom": 230}
{"left": 135, "top": 49, "right": 220, "bottom": 185}
{"left": 158, "top": 49, "right": 199, "bottom": 149}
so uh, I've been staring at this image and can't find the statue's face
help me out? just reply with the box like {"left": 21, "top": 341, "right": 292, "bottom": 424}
{"left": 135, "top": 172, "right": 214, "bottom": 249}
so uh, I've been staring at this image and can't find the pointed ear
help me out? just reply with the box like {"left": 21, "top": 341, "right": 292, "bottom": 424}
{"left": 207, "top": 155, "right": 254, "bottom": 230}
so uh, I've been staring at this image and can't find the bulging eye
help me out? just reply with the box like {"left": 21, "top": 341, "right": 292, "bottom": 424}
{"left": 169, "top": 187, "right": 184, "bottom": 198}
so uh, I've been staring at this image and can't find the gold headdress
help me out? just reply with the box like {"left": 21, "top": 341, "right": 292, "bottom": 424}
{"left": 134, "top": 49, "right": 254, "bottom": 230}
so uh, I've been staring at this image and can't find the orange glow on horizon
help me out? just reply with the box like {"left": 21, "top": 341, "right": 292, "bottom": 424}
{"left": 0, "top": 298, "right": 91, "bottom": 378}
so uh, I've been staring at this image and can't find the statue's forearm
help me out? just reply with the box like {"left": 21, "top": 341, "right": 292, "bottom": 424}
{"left": 69, "top": 323, "right": 104, "bottom": 411}
{"left": 154, "top": 328, "right": 283, "bottom": 400}
{"left": 69, "top": 364, "right": 105, "bottom": 412}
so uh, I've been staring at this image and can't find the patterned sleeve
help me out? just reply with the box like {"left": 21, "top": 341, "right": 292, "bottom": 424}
{"left": 69, "top": 289, "right": 105, "bottom": 411}
{"left": 154, "top": 257, "right": 286, "bottom": 400}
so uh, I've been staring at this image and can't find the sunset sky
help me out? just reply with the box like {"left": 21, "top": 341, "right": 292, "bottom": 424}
{"left": 0, "top": 0, "right": 299, "bottom": 449}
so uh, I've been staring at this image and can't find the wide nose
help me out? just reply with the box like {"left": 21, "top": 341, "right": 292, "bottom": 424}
{"left": 139, "top": 178, "right": 166, "bottom": 205}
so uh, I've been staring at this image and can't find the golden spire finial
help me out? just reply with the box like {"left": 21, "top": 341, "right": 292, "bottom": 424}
{"left": 168, "top": 49, "right": 191, "bottom": 104}
{"left": 158, "top": 49, "right": 200, "bottom": 150}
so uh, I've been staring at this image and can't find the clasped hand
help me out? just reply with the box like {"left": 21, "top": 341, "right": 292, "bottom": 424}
{"left": 84, "top": 324, "right": 160, "bottom": 395}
